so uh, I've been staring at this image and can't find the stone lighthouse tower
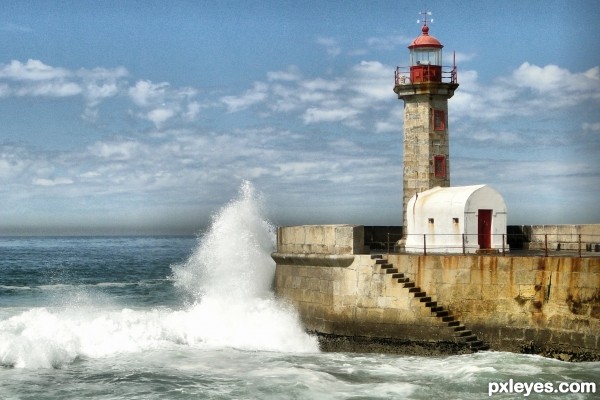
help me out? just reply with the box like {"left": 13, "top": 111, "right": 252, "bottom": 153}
{"left": 394, "top": 15, "right": 458, "bottom": 230}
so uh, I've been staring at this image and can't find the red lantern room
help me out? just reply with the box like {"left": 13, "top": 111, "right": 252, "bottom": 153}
{"left": 409, "top": 23, "right": 443, "bottom": 83}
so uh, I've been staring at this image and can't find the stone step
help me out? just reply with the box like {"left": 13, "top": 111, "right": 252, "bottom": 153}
{"left": 368, "top": 254, "right": 491, "bottom": 354}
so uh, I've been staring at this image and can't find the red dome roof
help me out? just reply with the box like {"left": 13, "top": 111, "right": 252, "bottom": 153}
{"left": 409, "top": 25, "right": 443, "bottom": 49}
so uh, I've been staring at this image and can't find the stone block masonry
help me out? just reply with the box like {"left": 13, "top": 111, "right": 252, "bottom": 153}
{"left": 509, "top": 224, "right": 600, "bottom": 252}
{"left": 385, "top": 254, "right": 600, "bottom": 360}
{"left": 273, "top": 225, "right": 600, "bottom": 361}
{"left": 276, "top": 224, "right": 365, "bottom": 255}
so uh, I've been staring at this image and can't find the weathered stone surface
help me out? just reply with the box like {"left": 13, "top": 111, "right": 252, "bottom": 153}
{"left": 516, "top": 224, "right": 600, "bottom": 251}
{"left": 274, "top": 225, "right": 600, "bottom": 361}
{"left": 277, "top": 225, "right": 365, "bottom": 255}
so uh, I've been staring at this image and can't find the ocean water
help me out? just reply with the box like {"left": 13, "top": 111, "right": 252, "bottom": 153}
{"left": 1, "top": 183, "right": 598, "bottom": 399}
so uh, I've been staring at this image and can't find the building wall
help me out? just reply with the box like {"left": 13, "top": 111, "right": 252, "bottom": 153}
{"left": 406, "top": 185, "right": 507, "bottom": 253}
{"left": 273, "top": 225, "right": 600, "bottom": 360}
{"left": 401, "top": 95, "right": 450, "bottom": 229}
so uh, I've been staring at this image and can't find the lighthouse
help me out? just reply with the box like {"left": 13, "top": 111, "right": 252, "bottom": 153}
{"left": 394, "top": 14, "right": 458, "bottom": 231}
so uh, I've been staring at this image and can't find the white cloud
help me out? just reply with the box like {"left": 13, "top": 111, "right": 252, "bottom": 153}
{"left": 147, "top": 107, "right": 176, "bottom": 127}
{"left": 84, "top": 82, "right": 119, "bottom": 104}
{"left": 300, "top": 77, "right": 343, "bottom": 92}
{"left": 0, "top": 60, "right": 133, "bottom": 122}
{"left": 445, "top": 52, "right": 475, "bottom": 65}
{"left": 375, "top": 107, "right": 404, "bottom": 133}
{"left": 0, "top": 59, "right": 69, "bottom": 81}
{"left": 77, "top": 66, "right": 128, "bottom": 81}
{"left": 366, "top": 34, "right": 410, "bottom": 51}
{"left": 316, "top": 36, "right": 341, "bottom": 57}
{"left": 32, "top": 177, "right": 74, "bottom": 186}
{"left": 184, "top": 101, "right": 202, "bottom": 121}
{"left": 15, "top": 81, "right": 82, "bottom": 97}
{"left": 510, "top": 63, "right": 598, "bottom": 93}
{"left": 221, "top": 82, "right": 268, "bottom": 112}
{"left": 128, "top": 79, "right": 200, "bottom": 127}
{"left": 88, "top": 139, "right": 145, "bottom": 161}
{"left": 128, "top": 80, "right": 169, "bottom": 107}
{"left": 267, "top": 65, "right": 301, "bottom": 82}
{"left": 1, "top": 55, "right": 598, "bottom": 230}
{"left": 302, "top": 106, "right": 360, "bottom": 124}
{"left": 0, "top": 60, "right": 84, "bottom": 97}
{"left": 80, "top": 67, "right": 128, "bottom": 104}
{"left": 349, "top": 61, "right": 391, "bottom": 102}
{"left": 583, "top": 122, "right": 600, "bottom": 132}
{"left": 452, "top": 63, "right": 600, "bottom": 121}
{"left": 219, "top": 61, "right": 398, "bottom": 131}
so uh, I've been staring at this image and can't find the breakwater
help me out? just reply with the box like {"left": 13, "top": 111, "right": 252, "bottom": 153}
{"left": 272, "top": 225, "right": 600, "bottom": 361}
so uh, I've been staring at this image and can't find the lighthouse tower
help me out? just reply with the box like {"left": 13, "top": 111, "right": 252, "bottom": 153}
{"left": 394, "top": 15, "right": 458, "bottom": 230}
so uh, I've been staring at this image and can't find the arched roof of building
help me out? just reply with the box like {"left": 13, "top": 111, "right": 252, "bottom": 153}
{"left": 407, "top": 185, "right": 506, "bottom": 217}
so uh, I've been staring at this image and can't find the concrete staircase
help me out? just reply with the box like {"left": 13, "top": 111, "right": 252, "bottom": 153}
{"left": 372, "top": 254, "right": 489, "bottom": 352}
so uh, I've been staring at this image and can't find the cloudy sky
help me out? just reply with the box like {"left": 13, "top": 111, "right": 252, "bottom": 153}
{"left": 1, "top": 0, "right": 599, "bottom": 235}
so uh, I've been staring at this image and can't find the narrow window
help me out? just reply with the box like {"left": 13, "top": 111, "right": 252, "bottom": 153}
{"left": 434, "top": 155, "right": 446, "bottom": 178}
{"left": 428, "top": 218, "right": 434, "bottom": 224}
{"left": 453, "top": 218, "right": 459, "bottom": 224}
{"left": 433, "top": 109, "right": 445, "bottom": 130}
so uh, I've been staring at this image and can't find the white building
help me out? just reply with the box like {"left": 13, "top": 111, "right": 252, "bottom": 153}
{"left": 405, "top": 185, "right": 508, "bottom": 254}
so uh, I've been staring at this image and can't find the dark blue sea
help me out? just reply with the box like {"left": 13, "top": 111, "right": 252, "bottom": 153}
{"left": 1, "top": 184, "right": 599, "bottom": 399}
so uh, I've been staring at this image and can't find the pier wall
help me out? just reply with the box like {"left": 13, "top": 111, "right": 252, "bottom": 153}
{"left": 509, "top": 224, "right": 600, "bottom": 251}
{"left": 273, "top": 225, "right": 600, "bottom": 360}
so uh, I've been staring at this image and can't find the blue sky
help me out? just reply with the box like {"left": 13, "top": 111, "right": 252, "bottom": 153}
{"left": 0, "top": 0, "right": 599, "bottom": 235}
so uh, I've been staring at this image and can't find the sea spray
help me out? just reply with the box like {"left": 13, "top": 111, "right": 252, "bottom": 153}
{"left": 0, "top": 181, "right": 318, "bottom": 369}
{"left": 170, "top": 180, "right": 318, "bottom": 352}
{"left": 172, "top": 180, "right": 276, "bottom": 301}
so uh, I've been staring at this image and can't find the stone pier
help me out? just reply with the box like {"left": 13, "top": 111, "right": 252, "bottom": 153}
{"left": 273, "top": 224, "right": 600, "bottom": 361}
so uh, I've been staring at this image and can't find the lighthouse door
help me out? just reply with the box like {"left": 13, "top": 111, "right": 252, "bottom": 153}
{"left": 478, "top": 209, "right": 492, "bottom": 249}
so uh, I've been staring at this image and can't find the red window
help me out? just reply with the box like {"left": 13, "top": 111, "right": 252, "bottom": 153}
{"left": 433, "top": 109, "right": 445, "bottom": 131}
{"left": 434, "top": 155, "right": 446, "bottom": 178}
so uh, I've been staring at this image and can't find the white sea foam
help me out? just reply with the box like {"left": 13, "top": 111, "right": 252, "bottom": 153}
{"left": 172, "top": 180, "right": 277, "bottom": 301}
{"left": 169, "top": 180, "right": 318, "bottom": 352}
{"left": 0, "top": 285, "right": 32, "bottom": 291}
{"left": 0, "top": 181, "right": 318, "bottom": 369}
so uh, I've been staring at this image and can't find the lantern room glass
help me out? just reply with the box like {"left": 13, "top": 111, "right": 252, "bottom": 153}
{"left": 411, "top": 47, "right": 442, "bottom": 66}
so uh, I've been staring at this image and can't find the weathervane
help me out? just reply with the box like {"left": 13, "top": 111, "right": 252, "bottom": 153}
{"left": 417, "top": 10, "right": 433, "bottom": 26}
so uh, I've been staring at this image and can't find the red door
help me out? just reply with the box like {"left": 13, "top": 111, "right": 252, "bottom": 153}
{"left": 478, "top": 209, "right": 492, "bottom": 249}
